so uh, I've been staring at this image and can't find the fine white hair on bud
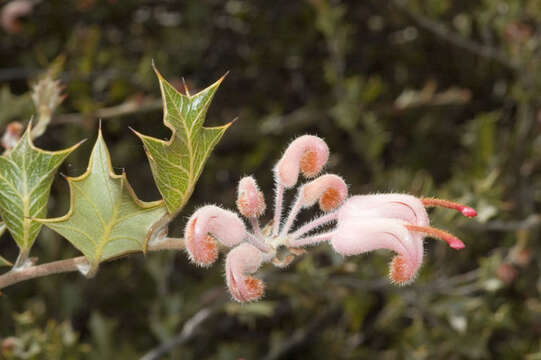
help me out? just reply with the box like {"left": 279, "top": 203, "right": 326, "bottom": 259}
{"left": 274, "top": 135, "right": 329, "bottom": 188}
{"left": 225, "top": 243, "right": 265, "bottom": 302}
{"left": 301, "top": 174, "right": 348, "bottom": 212}
{"left": 236, "top": 176, "right": 266, "bottom": 218}
{"left": 1, "top": 122, "right": 23, "bottom": 151}
{"left": 184, "top": 205, "right": 246, "bottom": 267}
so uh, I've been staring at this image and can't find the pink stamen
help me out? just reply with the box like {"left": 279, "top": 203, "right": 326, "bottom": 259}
{"left": 421, "top": 198, "right": 477, "bottom": 218}
{"left": 405, "top": 224, "right": 465, "bottom": 250}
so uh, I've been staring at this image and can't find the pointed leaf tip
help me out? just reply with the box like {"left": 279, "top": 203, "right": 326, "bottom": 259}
{"left": 0, "top": 255, "right": 11, "bottom": 267}
{"left": 0, "top": 124, "right": 82, "bottom": 254}
{"left": 136, "top": 67, "right": 231, "bottom": 214}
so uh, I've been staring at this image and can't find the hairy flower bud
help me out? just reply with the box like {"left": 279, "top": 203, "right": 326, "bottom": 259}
{"left": 225, "top": 243, "right": 265, "bottom": 302}
{"left": 236, "top": 176, "right": 266, "bottom": 218}
{"left": 302, "top": 174, "right": 348, "bottom": 212}
{"left": 1, "top": 122, "right": 23, "bottom": 151}
{"left": 1, "top": 0, "right": 33, "bottom": 34}
{"left": 184, "top": 205, "right": 246, "bottom": 266}
{"left": 275, "top": 135, "right": 329, "bottom": 188}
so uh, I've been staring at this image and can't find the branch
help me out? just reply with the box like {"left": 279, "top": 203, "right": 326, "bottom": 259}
{"left": 392, "top": 0, "right": 518, "bottom": 71}
{"left": 139, "top": 308, "right": 214, "bottom": 360}
{"left": 262, "top": 306, "right": 341, "bottom": 360}
{"left": 52, "top": 97, "right": 162, "bottom": 125}
{"left": 0, "top": 237, "right": 185, "bottom": 290}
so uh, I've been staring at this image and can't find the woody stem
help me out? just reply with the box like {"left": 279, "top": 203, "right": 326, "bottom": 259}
{"left": 0, "top": 237, "right": 186, "bottom": 290}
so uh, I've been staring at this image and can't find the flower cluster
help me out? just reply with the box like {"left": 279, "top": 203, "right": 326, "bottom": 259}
{"left": 184, "top": 135, "right": 477, "bottom": 302}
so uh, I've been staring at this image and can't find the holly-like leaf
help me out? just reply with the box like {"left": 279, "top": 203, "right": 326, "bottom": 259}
{"left": 38, "top": 131, "right": 167, "bottom": 275}
{"left": 0, "top": 124, "right": 80, "bottom": 260}
{"left": 133, "top": 65, "right": 232, "bottom": 214}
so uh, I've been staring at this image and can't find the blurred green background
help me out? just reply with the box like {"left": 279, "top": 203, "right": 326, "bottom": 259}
{"left": 0, "top": 0, "right": 540, "bottom": 358}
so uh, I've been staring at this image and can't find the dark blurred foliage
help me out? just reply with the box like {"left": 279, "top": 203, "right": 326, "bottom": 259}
{"left": 0, "top": 0, "right": 540, "bottom": 358}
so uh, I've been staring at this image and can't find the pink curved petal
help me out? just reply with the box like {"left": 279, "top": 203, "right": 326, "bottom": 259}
{"left": 302, "top": 174, "right": 348, "bottom": 212}
{"left": 184, "top": 205, "right": 246, "bottom": 266}
{"left": 331, "top": 218, "right": 422, "bottom": 284}
{"left": 338, "top": 194, "right": 429, "bottom": 266}
{"left": 225, "top": 243, "right": 265, "bottom": 302}
{"left": 236, "top": 176, "right": 266, "bottom": 218}
{"left": 275, "top": 135, "right": 329, "bottom": 188}
{"left": 338, "top": 194, "right": 429, "bottom": 227}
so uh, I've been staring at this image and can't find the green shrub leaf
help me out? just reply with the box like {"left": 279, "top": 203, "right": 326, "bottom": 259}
{"left": 133, "top": 65, "right": 231, "bottom": 214}
{"left": 0, "top": 124, "right": 80, "bottom": 260}
{"left": 38, "top": 131, "right": 167, "bottom": 276}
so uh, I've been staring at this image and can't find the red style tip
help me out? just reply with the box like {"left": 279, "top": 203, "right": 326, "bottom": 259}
{"left": 448, "top": 238, "right": 465, "bottom": 250}
{"left": 459, "top": 206, "right": 477, "bottom": 218}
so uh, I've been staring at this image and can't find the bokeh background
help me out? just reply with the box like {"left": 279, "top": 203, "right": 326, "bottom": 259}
{"left": 0, "top": 0, "right": 540, "bottom": 358}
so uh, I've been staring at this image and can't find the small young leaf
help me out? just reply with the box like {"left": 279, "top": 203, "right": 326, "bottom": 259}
{"left": 0, "top": 124, "right": 80, "bottom": 260}
{"left": 133, "top": 65, "right": 232, "bottom": 214}
{"left": 0, "top": 255, "right": 11, "bottom": 267}
{"left": 38, "top": 131, "right": 167, "bottom": 275}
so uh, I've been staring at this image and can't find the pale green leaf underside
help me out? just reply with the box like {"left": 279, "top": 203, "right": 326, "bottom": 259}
{"left": 135, "top": 67, "right": 231, "bottom": 214}
{"left": 0, "top": 125, "right": 79, "bottom": 253}
{"left": 39, "top": 132, "right": 167, "bottom": 273}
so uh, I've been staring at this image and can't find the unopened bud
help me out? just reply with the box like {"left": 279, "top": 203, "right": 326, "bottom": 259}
{"left": 1, "top": 0, "right": 33, "bottom": 34}
{"left": 1, "top": 122, "right": 23, "bottom": 151}
{"left": 225, "top": 243, "right": 265, "bottom": 302}
{"left": 275, "top": 135, "right": 329, "bottom": 188}
{"left": 302, "top": 174, "right": 347, "bottom": 212}
{"left": 236, "top": 176, "right": 266, "bottom": 218}
{"left": 184, "top": 205, "right": 246, "bottom": 267}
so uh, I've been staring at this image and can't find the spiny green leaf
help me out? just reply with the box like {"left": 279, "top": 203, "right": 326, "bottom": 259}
{"left": 0, "top": 124, "right": 80, "bottom": 258}
{"left": 133, "top": 65, "right": 232, "bottom": 214}
{"left": 38, "top": 131, "right": 167, "bottom": 275}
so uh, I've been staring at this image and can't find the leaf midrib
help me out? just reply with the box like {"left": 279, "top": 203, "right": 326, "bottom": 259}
{"left": 172, "top": 88, "right": 215, "bottom": 207}
{"left": 91, "top": 144, "right": 121, "bottom": 267}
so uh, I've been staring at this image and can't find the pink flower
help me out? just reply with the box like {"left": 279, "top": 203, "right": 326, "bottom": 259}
{"left": 225, "top": 243, "right": 265, "bottom": 302}
{"left": 184, "top": 205, "right": 246, "bottom": 267}
{"left": 183, "top": 134, "right": 477, "bottom": 301}
{"left": 332, "top": 194, "right": 474, "bottom": 284}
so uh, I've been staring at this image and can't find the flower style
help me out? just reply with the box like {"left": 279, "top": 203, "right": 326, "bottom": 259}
{"left": 184, "top": 135, "right": 477, "bottom": 302}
